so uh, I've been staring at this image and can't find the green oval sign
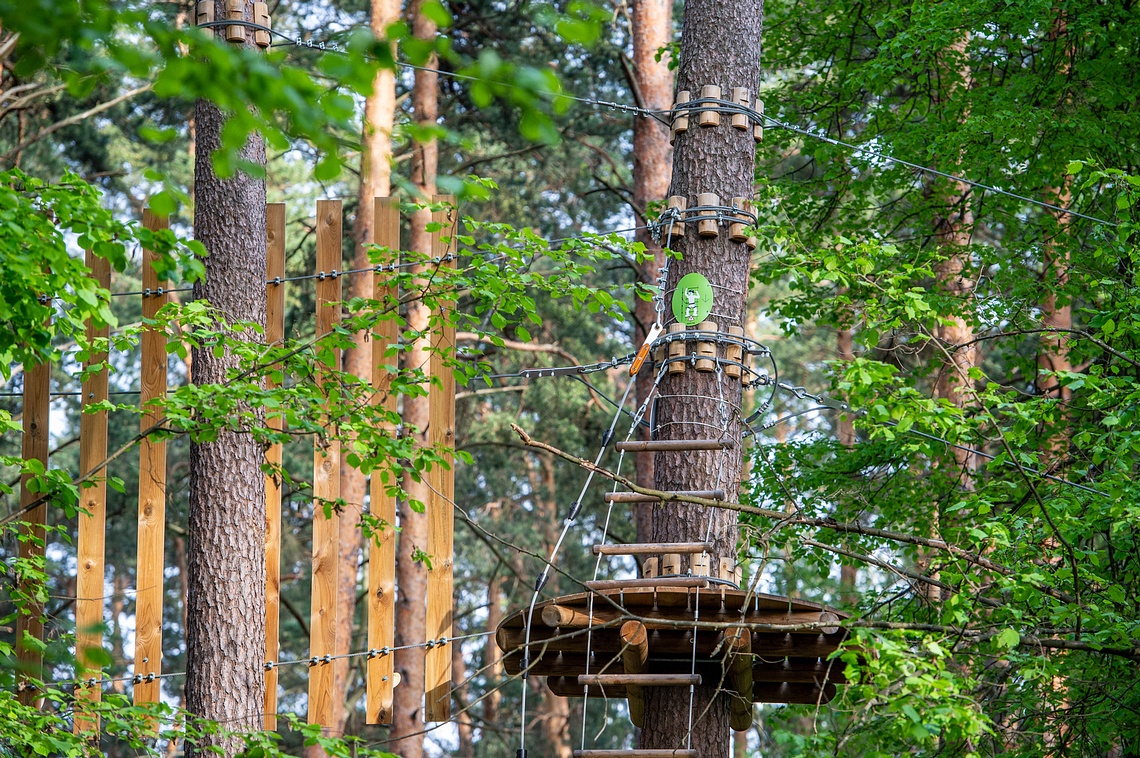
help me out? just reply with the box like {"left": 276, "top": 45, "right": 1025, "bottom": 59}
{"left": 671, "top": 272, "right": 714, "bottom": 326}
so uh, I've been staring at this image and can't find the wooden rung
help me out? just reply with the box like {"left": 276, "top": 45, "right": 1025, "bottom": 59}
{"left": 604, "top": 490, "right": 725, "bottom": 503}
{"left": 584, "top": 577, "right": 709, "bottom": 591}
{"left": 574, "top": 747, "right": 697, "bottom": 752}
{"left": 579, "top": 674, "right": 701, "bottom": 687}
{"left": 614, "top": 439, "right": 733, "bottom": 452}
{"left": 592, "top": 542, "right": 713, "bottom": 556}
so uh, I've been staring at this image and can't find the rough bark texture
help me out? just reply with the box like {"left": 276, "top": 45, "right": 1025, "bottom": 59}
{"left": 391, "top": 2, "right": 438, "bottom": 753}
{"left": 631, "top": 0, "right": 675, "bottom": 541}
{"left": 328, "top": 0, "right": 400, "bottom": 738}
{"left": 642, "top": 0, "right": 763, "bottom": 754}
{"left": 186, "top": 4, "right": 267, "bottom": 752}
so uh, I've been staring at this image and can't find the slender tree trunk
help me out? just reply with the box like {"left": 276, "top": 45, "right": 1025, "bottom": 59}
{"left": 452, "top": 640, "right": 475, "bottom": 758}
{"left": 483, "top": 573, "right": 503, "bottom": 726}
{"left": 836, "top": 326, "right": 858, "bottom": 604}
{"left": 391, "top": 2, "right": 438, "bottom": 753}
{"left": 630, "top": 0, "right": 674, "bottom": 542}
{"left": 185, "top": 5, "right": 268, "bottom": 754}
{"left": 642, "top": 1, "right": 763, "bottom": 754}
{"left": 327, "top": 0, "right": 400, "bottom": 738}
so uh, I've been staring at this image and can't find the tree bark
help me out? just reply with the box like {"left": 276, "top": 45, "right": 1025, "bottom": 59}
{"left": 391, "top": 1, "right": 438, "bottom": 753}
{"left": 642, "top": 1, "right": 763, "bottom": 754}
{"left": 631, "top": 0, "right": 675, "bottom": 542}
{"left": 185, "top": 4, "right": 267, "bottom": 754}
{"left": 327, "top": 0, "right": 400, "bottom": 738}
{"left": 836, "top": 326, "right": 858, "bottom": 604}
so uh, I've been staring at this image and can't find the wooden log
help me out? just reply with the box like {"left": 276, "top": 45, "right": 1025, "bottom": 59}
{"left": 537, "top": 602, "right": 831, "bottom": 631}
{"left": 263, "top": 202, "right": 286, "bottom": 730}
{"left": 642, "top": 556, "right": 659, "bottom": 578}
{"left": 16, "top": 326, "right": 49, "bottom": 705}
{"left": 134, "top": 209, "right": 169, "bottom": 709}
{"left": 580, "top": 673, "right": 700, "bottom": 687}
{"left": 195, "top": 0, "right": 214, "bottom": 25}
{"left": 692, "top": 553, "right": 711, "bottom": 577}
{"left": 699, "top": 84, "right": 721, "bottom": 126}
{"left": 731, "top": 87, "right": 751, "bottom": 130}
{"left": 725, "top": 326, "right": 744, "bottom": 379}
{"left": 753, "top": 98, "right": 764, "bottom": 142}
{"left": 592, "top": 541, "right": 714, "bottom": 556}
{"left": 225, "top": 0, "right": 245, "bottom": 41}
{"left": 604, "top": 489, "right": 724, "bottom": 503}
{"left": 619, "top": 621, "right": 648, "bottom": 727}
{"left": 614, "top": 439, "right": 731, "bottom": 452}
{"left": 670, "top": 90, "right": 691, "bottom": 142}
{"left": 664, "top": 195, "right": 687, "bottom": 240}
{"left": 253, "top": 1, "right": 271, "bottom": 46}
{"left": 74, "top": 249, "right": 110, "bottom": 734}
{"left": 695, "top": 320, "right": 718, "bottom": 372}
{"left": 696, "top": 193, "right": 719, "bottom": 238}
{"left": 661, "top": 553, "right": 681, "bottom": 576}
{"left": 729, "top": 197, "right": 749, "bottom": 242}
{"left": 367, "top": 197, "right": 400, "bottom": 725}
{"left": 727, "top": 629, "right": 753, "bottom": 731}
{"left": 308, "top": 199, "right": 342, "bottom": 728}
{"left": 666, "top": 323, "right": 687, "bottom": 374}
{"left": 425, "top": 194, "right": 458, "bottom": 722}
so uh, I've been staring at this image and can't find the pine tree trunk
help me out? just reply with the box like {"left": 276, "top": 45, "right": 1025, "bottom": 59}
{"left": 631, "top": 0, "right": 674, "bottom": 541}
{"left": 641, "top": 1, "right": 763, "bottom": 754}
{"left": 391, "top": 2, "right": 438, "bottom": 753}
{"left": 185, "top": 4, "right": 268, "bottom": 752}
{"left": 328, "top": 0, "right": 400, "bottom": 738}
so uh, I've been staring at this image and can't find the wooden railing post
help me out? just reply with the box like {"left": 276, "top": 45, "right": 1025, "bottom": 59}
{"left": 308, "top": 199, "right": 342, "bottom": 728}
{"left": 263, "top": 202, "right": 286, "bottom": 729}
{"left": 75, "top": 250, "right": 111, "bottom": 733}
{"left": 134, "top": 209, "right": 169, "bottom": 708}
{"left": 424, "top": 194, "right": 457, "bottom": 722}
{"left": 367, "top": 197, "right": 400, "bottom": 724}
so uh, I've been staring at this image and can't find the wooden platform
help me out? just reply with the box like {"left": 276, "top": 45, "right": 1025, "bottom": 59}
{"left": 496, "top": 586, "right": 848, "bottom": 706}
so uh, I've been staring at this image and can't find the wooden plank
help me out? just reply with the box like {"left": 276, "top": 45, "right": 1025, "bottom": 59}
{"left": 604, "top": 489, "right": 724, "bottom": 503}
{"left": 498, "top": 625, "right": 844, "bottom": 658}
{"left": 308, "top": 199, "right": 342, "bottom": 728}
{"left": 16, "top": 344, "right": 49, "bottom": 704}
{"left": 592, "top": 542, "right": 713, "bottom": 556}
{"left": 620, "top": 621, "right": 646, "bottom": 728}
{"left": 367, "top": 196, "right": 400, "bottom": 725}
{"left": 578, "top": 673, "right": 700, "bottom": 687}
{"left": 425, "top": 194, "right": 457, "bottom": 722}
{"left": 263, "top": 202, "right": 286, "bottom": 730}
{"left": 75, "top": 250, "right": 110, "bottom": 733}
{"left": 134, "top": 209, "right": 169, "bottom": 707}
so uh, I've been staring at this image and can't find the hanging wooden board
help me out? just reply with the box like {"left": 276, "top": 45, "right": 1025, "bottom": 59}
{"left": 367, "top": 196, "right": 400, "bottom": 725}
{"left": 424, "top": 195, "right": 457, "bottom": 722}
{"left": 308, "top": 199, "right": 342, "bottom": 728}
{"left": 134, "top": 209, "right": 169, "bottom": 708}
{"left": 74, "top": 250, "right": 111, "bottom": 733}
{"left": 263, "top": 202, "right": 286, "bottom": 730}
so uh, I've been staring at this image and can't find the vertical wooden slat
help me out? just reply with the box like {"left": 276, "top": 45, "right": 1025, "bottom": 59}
{"left": 75, "top": 250, "right": 110, "bottom": 733}
{"left": 16, "top": 347, "right": 50, "bottom": 704}
{"left": 134, "top": 209, "right": 169, "bottom": 707}
{"left": 367, "top": 197, "right": 400, "bottom": 724}
{"left": 263, "top": 203, "right": 286, "bottom": 730}
{"left": 424, "top": 195, "right": 457, "bottom": 722}
{"left": 308, "top": 199, "right": 342, "bottom": 728}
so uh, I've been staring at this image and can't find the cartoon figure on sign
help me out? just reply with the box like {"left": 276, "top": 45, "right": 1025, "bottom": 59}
{"left": 683, "top": 287, "right": 701, "bottom": 323}
{"left": 671, "top": 272, "right": 713, "bottom": 326}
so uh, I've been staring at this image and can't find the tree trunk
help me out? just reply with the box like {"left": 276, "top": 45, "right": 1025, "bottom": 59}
{"left": 836, "top": 326, "right": 858, "bottom": 604}
{"left": 631, "top": 0, "right": 675, "bottom": 542}
{"left": 328, "top": 0, "right": 400, "bottom": 739}
{"left": 391, "top": 2, "right": 438, "bottom": 753}
{"left": 483, "top": 573, "right": 503, "bottom": 726}
{"left": 642, "top": 1, "right": 763, "bottom": 754}
{"left": 186, "top": 4, "right": 268, "bottom": 754}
